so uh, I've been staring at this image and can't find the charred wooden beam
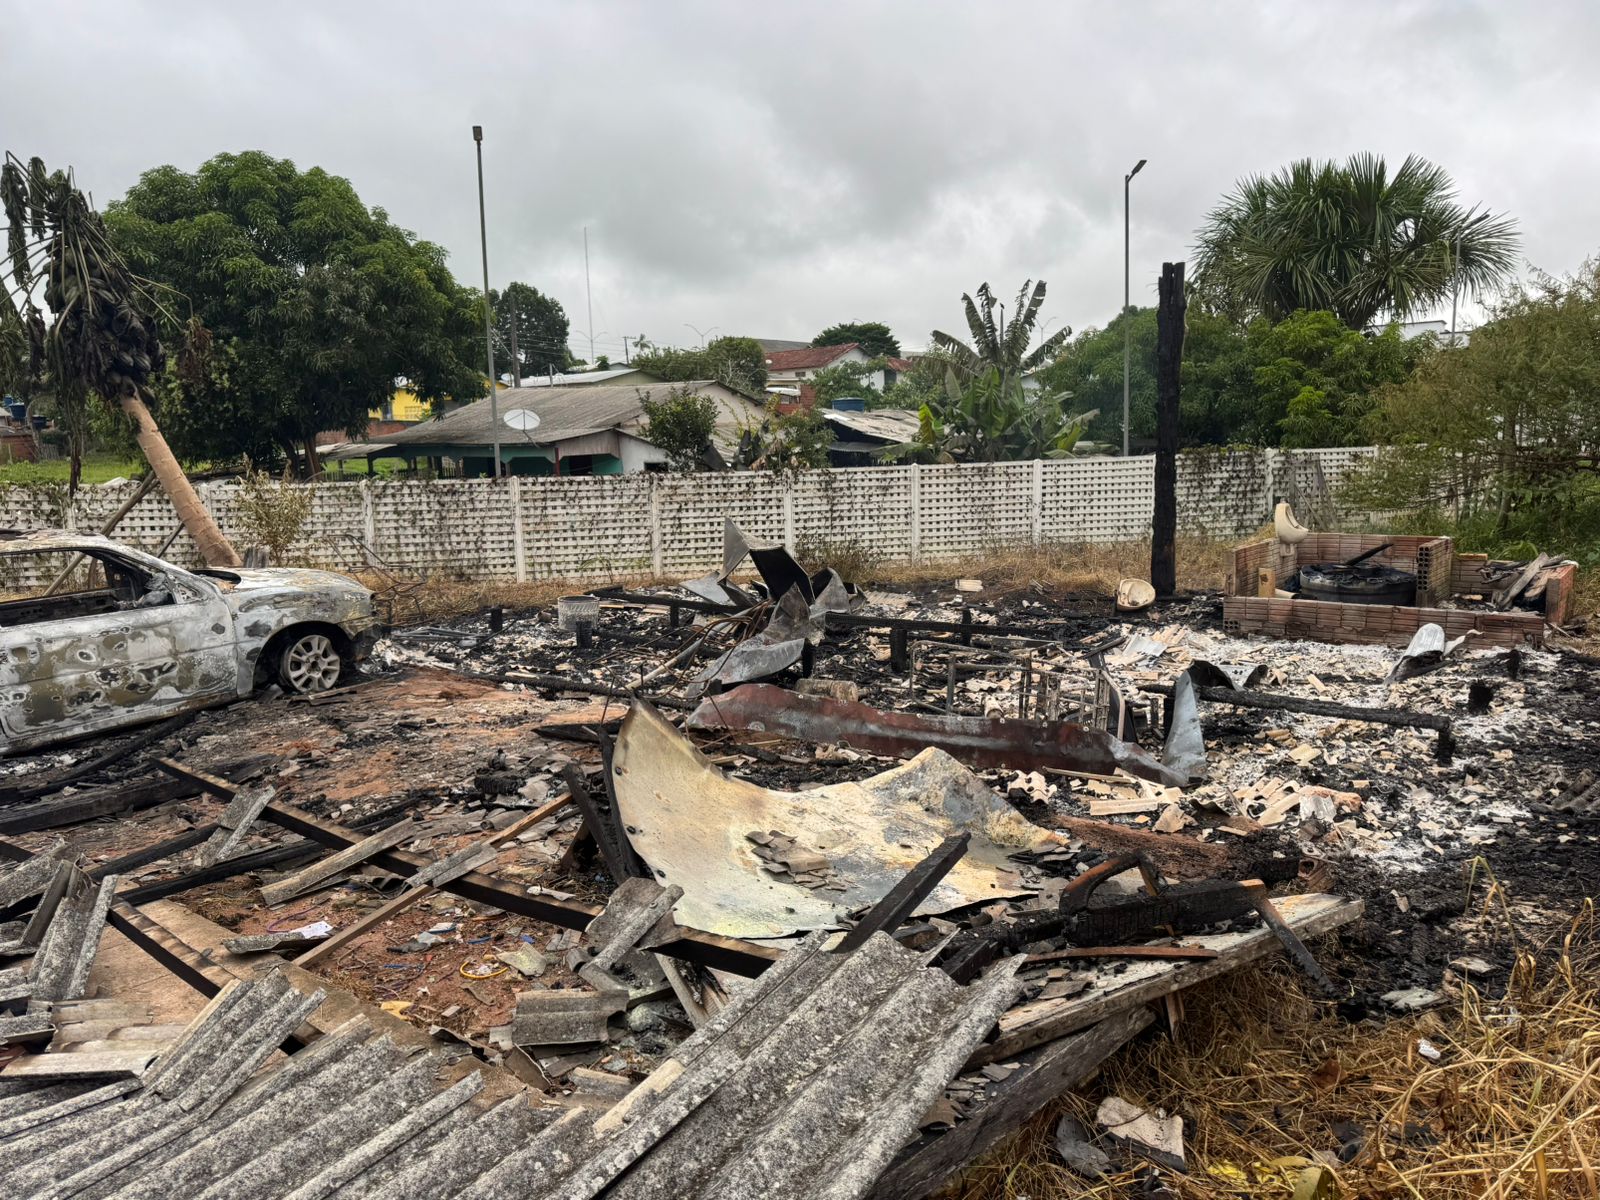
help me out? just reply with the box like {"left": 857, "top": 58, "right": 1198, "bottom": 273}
{"left": 257, "top": 801, "right": 781, "bottom": 978}
{"left": 1151, "top": 260, "right": 1185, "bottom": 596}
{"left": 836, "top": 834, "right": 968, "bottom": 954}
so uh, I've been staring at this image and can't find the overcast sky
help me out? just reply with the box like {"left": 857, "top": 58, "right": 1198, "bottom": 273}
{"left": 8, "top": 1, "right": 1598, "bottom": 360}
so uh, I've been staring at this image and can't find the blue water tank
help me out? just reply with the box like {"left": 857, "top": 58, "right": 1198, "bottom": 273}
{"left": 830, "top": 397, "right": 867, "bottom": 412}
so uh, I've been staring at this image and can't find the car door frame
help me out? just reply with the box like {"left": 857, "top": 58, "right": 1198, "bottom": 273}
{"left": 0, "top": 544, "right": 243, "bottom": 753}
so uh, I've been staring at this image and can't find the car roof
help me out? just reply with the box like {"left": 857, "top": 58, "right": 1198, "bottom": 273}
{"left": 0, "top": 529, "right": 136, "bottom": 554}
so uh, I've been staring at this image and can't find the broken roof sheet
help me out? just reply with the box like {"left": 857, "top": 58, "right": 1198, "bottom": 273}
{"left": 611, "top": 701, "right": 1065, "bottom": 938}
{"left": 0, "top": 938, "right": 1022, "bottom": 1200}
{"left": 818, "top": 407, "right": 922, "bottom": 443}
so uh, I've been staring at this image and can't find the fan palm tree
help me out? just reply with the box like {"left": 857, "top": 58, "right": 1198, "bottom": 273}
{"left": 930, "top": 280, "right": 1071, "bottom": 384}
{"left": 2, "top": 153, "right": 239, "bottom": 565}
{"left": 1193, "top": 153, "right": 1519, "bottom": 330}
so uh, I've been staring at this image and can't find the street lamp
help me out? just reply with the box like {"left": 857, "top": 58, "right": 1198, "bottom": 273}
{"left": 684, "top": 323, "right": 719, "bottom": 348}
{"left": 1123, "top": 157, "right": 1146, "bottom": 457}
{"left": 1449, "top": 230, "right": 1463, "bottom": 346}
{"left": 473, "top": 125, "right": 502, "bottom": 478}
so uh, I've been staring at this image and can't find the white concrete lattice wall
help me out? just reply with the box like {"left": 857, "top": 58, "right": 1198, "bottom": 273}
{"left": 0, "top": 448, "right": 1377, "bottom": 582}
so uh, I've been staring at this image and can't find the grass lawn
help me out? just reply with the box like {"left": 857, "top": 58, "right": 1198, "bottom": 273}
{"left": 0, "top": 453, "right": 143, "bottom": 486}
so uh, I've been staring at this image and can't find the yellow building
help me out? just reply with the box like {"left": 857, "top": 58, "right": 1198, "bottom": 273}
{"left": 373, "top": 381, "right": 508, "bottom": 424}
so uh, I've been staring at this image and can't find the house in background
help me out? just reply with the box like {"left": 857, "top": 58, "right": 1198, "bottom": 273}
{"left": 357, "top": 381, "right": 764, "bottom": 477}
{"left": 764, "top": 343, "right": 910, "bottom": 397}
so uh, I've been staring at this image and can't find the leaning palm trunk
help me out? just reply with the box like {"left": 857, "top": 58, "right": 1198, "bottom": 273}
{"left": 117, "top": 387, "right": 241, "bottom": 567}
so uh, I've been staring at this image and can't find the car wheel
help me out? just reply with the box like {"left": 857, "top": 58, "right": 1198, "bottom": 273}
{"left": 277, "top": 631, "right": 344, "bottom": 694}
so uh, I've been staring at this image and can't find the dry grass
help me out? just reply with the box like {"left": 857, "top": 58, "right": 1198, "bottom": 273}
{"left": 867, "top": 536, "right": 1242, "bottom": 599}
{"left": 943, "top": 902, "right": 1600, "bottom": 1200}
{"left": 347, "top": 536, "right": 1245, "bottom": 628}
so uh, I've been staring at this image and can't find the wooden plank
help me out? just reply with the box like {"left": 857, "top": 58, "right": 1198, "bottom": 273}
{"left": 293, "top": 883, "right": 433, "bottom": 970}
{"left": 1087, "top": 795, "right": 1162, "bottom": 816}
{"left": 261, "top": 801, "right": 784, "bottom": 978}
{"left": 871, "top": 1007, "right": 1155, "bottom": 1200}
{"left": 259, "top": 819, "right": 418, "bottom": 906}
{"left": 969, "top": 894, "right": 1363, "bottom": 1066}
{"left": 0, "top": 1048, "right": 159, "bottom": 1080}
{"left": 294, "top": 794, "right": 573, "bottom": 970}
{"left": 192, "top": 785, "right": 276, "bottom": 868}
{"left": 154, "top": 757, "right": 239, "bottom": 800}
{"left": 1026, "top": 945, "right": 1221, "bottom": 964}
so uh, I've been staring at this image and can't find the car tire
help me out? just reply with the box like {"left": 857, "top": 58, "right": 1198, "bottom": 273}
{"left": 276, "top": 630, "right": 345, "bottom": 694}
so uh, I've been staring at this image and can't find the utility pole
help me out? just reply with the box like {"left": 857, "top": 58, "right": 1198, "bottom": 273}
{"left": 622, "top": 336, "right": 630, "bottom": 364}
{"left": 583, "top": 226, "right": 595, "bottom": 365}
{"left": 509, "top": 308, "right": 521, "bottom": 388}
{"left": 474, "top": 125, "right": 501, "bottom": 477}
{"left": 1123, "top": 158, "right": 1146, "bottom": 457}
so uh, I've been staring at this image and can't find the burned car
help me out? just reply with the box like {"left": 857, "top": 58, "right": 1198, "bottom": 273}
{"left": 1, "top": 530, "right": 381, "bottom": 754}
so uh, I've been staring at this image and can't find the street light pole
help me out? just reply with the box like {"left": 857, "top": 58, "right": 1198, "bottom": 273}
{"left": 1123, "top": 158, "right": 1146, "bottom": 457}
{"left": 684, "top": 323, "right": 719, "bottom": 348}
{"left": 583, "top": 226, "right": 595, "bottom": 365}
{"left": 474, "top": 125, "right": 501, "bottom": 478}
{"left": 1449, "top": 230, "right": 1462, "bottom": 346}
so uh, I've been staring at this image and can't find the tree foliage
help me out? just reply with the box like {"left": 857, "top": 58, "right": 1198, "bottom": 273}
{"left": 1041, "top": 305, "right": 1425, "bottom": 448}
{"left": 638, "top": 384, "right": 718, "bottom": 472}
{"left": 931, "top": 280, "right": 1070, "bottom": 384}
{"left": 812, "top": 321, "right": 900, "bottom": 358}
{"left": 1350, "top": 258, "right": 1600, "bottom": 554}
{"left": 490, "top": 281, "right": 570, "bottom": 380}
{"left": 629, "top": 335, "right": 767, "bottom": 394}
{"left": 1193, "top": 153, "right": 1519, "bottom": 330}
{"left": 881, "top": 367, "right": 1094, "bottom": 464}
{"left": 105, "top": 151, "right": 486, "bottom": 472}
{"left": 738, "top": 405, "right": 833, "bottom": 473}
{"left": 880, "top": 353, "right": 951, "bottom": 412}
{"left": 807, "top": 358, "right": 884, "bottom": 408}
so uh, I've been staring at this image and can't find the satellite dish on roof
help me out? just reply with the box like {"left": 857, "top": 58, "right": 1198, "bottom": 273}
{"left": 503, "top": 409, "right": 541, "bottom": 432}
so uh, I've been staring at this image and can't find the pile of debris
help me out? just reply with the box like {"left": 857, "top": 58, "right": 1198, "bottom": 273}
{"left": 0, "top": 521, "right": 1592, "bottom": 1198}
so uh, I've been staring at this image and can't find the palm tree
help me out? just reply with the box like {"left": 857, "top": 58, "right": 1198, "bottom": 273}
{"left": 1193, "top": 153, "right": 1519, "bottom": 330}
{"left": 2, "top": 154, "right": 239, "bottom": 565}
{"left": 931, "top": 280, "right": 1071, "bottom": 384}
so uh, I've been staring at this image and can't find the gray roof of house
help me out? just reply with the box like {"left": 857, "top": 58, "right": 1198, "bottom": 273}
{"left": 385, "top": 382, "right": 720, "bottom": 449}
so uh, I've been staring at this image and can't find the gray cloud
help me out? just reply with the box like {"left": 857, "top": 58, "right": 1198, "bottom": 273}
{"left": 9, "top": 0, "right": 1598, "bottom": 359}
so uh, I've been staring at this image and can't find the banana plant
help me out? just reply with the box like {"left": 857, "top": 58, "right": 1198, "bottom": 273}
{"left": 930, "top": 280, "right": 1071, "bottom": 384}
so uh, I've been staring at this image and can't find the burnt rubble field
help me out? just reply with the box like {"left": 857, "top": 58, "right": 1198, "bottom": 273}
{"left": 2, "top": 565, "right": 1597, "bottom": 1199}
{"left": 371, "top": 581, "right": 1600, "bottom": 994}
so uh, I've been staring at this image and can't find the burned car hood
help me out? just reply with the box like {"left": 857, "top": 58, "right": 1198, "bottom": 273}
{"left": 200, "top": 567, "right": 377, "bottom": 629}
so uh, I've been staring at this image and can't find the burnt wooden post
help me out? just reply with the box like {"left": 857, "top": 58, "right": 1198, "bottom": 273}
{"left": 1151, "top": 261, "right": 1186, "bottom": 596}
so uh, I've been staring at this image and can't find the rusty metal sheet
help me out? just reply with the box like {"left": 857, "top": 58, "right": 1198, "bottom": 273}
{"left": 686, "top": 683, "right": 1188, "bottom": 786}
{"left": 612, "top": 701, "right": 1068, "bottom": 938}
